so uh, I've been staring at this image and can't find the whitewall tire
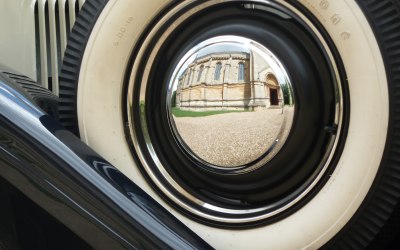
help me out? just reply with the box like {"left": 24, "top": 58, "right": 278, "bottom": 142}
{"left": 59, "top": 0, "right": 400, "bottom": 249}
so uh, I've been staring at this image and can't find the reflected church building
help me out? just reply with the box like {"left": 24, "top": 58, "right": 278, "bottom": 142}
{"left": 175, "top": 50, "right": 283, "bottom": 111}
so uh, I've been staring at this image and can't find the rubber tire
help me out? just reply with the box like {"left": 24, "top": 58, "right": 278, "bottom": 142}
{"left": 0, "top": 71, "right": 59, "bottom": 118}
{"left": 59, "top": 0, "right": 400, "bottom": 249}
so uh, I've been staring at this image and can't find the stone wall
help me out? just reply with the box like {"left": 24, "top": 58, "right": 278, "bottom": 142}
{"left": 175, "top": 51, "right": 282, "bottom": 110}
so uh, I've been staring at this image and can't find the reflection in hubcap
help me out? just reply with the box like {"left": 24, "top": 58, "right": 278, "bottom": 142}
{"left": 167, "top": 36, "right": 294, "bottom": 169}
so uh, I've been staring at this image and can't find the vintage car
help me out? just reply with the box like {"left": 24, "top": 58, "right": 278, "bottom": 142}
{"left": 0, "top": 0, "right": 400, "bottom": 249}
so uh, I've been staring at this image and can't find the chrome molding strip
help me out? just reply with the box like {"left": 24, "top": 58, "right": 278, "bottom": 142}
{"left": 0, "top": 71, "right": 210, "bottom": 249}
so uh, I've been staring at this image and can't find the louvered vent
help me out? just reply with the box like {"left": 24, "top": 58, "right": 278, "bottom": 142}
{"left": 34, "top": 0, "right": 86, "bottom": 96}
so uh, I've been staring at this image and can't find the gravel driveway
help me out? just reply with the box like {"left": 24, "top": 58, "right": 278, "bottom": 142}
{"left": 174, "top": 107, "right": 294, "bottom": 167}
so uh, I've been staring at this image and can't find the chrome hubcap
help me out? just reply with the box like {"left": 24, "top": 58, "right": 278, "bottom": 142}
{"left": 168, "top": 36, "right": 294, "bottom": 169}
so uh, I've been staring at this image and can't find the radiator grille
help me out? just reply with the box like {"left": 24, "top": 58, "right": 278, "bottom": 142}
{"left": 34, "top": 0, "right": 85, "bottom": 96}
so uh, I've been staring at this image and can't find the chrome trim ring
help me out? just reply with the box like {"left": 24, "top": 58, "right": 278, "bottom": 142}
{"left": 126, "top": 0, "right": 344, "bottom": 225}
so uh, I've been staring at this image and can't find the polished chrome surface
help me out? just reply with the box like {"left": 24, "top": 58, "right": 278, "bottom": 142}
{"left": 127, "top": 0, "right": 343, "bottom": 223}
{"left": 0, "top": 70, "right": 210, "bottom": 249}
{"left": 167, "top": 36, "right": 294, "bottom": 168}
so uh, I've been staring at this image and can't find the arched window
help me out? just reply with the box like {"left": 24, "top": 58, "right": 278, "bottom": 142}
{"left": 214, "top": 63, "right": 222, "bottom": 80}
{"left": 238, "top": 62, "right": 245, "bottom": 81}
{"left": 186, "top": 70, "right": 192, "bottom": 85}
{"left": 197, "top": 65, "right": 204, "bottom": 82}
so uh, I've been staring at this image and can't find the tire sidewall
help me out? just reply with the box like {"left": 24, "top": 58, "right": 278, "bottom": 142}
{"left": 75, "top": 0, "right": 389, "bottom": 249}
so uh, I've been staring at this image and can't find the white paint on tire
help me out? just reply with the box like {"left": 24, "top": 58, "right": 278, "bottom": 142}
{"left": 77, "top": 0, "right": 388, "bottom": 249}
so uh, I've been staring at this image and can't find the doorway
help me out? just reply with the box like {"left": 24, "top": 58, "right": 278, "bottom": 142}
{"left": 270, "top": 88, "right": 279, "bottom": 106}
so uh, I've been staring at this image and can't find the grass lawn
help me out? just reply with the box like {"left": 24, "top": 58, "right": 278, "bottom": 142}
{"left": 172, "top": 107, "right": 250, "bottom": 117}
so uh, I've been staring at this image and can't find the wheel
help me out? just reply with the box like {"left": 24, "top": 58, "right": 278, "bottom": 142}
{"left": 59, "top": 0, "right": 400, "bottom": 249}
